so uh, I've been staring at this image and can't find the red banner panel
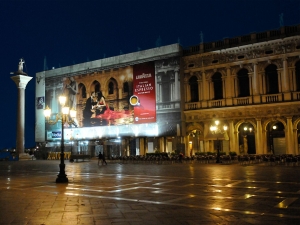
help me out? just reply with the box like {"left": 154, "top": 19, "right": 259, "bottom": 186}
{"left": 132, "top": 62, "right": 156, "bottom": 124}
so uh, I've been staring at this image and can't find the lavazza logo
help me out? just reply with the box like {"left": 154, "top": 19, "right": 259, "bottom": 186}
{"left": 52, "top": 131, "right": 61, "bottom": 138}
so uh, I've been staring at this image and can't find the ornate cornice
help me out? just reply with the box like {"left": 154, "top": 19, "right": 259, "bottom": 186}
{"left": 184, "top": 103, "right": 300, "bottom": 123}
{"left": 183, "top": 36, "right": 300, "bottom": 71}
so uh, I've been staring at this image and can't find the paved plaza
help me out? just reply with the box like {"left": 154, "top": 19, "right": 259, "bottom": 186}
{"left": 0, "top": 159, "right": 300, "bottom": 225}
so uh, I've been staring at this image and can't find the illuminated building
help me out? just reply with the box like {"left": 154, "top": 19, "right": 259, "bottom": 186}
{"left": 35, "top": 44, "right": 184, "bottom": 157}
{"left": 183, "top": 25, "right": 300, "bottom": 155}
{"left": 35, "top": 25, "right": 300, "bottom": 157}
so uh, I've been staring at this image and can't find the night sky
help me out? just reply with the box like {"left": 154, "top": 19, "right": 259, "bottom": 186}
{"left": 0, "top": 0, "right": 299, "bottom": 149}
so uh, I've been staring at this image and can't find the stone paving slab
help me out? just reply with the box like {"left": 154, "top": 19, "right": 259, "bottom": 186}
{"left": 0, "top": 159, "right": 300, "bottom": 224}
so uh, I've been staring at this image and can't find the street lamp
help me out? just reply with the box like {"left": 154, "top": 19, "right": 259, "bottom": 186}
{"left": 44, "top": 95, "right": 77, "bottom": 183}
{"left": 210, "top": 120, "right": 228, "bottom": 163}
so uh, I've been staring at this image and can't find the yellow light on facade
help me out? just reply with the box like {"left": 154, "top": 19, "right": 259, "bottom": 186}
{"left": 44, "top": 105, "right": 51, "bottom": 119}
{"left": 59, "top": 95, "right": 67, "bottom": 106}
{"left": 210, "top": 125, "right": 216, "bottom": 132}
{"left": 62, "top": 106, "right": 70, "bottom": 115}
{"left": 70, "top": 108, "right": 77, "bottom": 118}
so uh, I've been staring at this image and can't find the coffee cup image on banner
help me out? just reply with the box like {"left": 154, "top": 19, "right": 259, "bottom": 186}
{"left": 129, "top": 95, "right": 140, "bottom": 106}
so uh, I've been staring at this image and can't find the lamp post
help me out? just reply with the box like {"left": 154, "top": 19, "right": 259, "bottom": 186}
{"left": 210, "top": 120, "right": 228, "bottom": 163}
{"left": 44, "top": 95, "right": 77, "bottom": 183}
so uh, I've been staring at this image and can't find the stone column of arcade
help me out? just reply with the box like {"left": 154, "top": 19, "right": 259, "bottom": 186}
{"left": 10, "top": 59, "right": 33, "bottom": 159}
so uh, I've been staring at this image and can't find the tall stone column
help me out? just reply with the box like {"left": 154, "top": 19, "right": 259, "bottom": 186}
{"left": 11, "top": 74, "right": 33, "bottom": 154}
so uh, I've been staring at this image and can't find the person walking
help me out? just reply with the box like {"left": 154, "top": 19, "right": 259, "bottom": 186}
{"left": 98, "top": 152, "right": 103, "bottom": 166}
{"left": 102, "top": 152, "right": 107, "bottom": 165}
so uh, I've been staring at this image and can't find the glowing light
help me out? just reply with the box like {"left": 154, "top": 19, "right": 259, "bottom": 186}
{"left": 62, "top": 106, "right": 69, "bottom": 115}
{"left": 44, "top": 106, "right": 51, "bottom": 118}
{"left": 58, "top": 95, "right": 67, "bottom": 106}
{"left": 212, "top": 207, "right": 222, "bottom": 211}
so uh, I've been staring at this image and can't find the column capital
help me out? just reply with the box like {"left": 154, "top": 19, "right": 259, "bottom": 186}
{"left": 11, "top": 75, "right": 33, "bottom": 89}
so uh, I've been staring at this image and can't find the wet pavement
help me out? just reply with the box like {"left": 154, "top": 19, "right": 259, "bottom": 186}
{"left": 0, "top": 159, "right": 300, "bottom": 225}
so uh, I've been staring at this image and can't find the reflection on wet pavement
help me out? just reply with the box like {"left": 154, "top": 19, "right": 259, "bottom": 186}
{"left": 0, "top": 160, "right": 300, "bottom": 224}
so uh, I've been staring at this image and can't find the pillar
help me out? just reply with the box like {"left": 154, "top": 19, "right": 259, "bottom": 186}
{"left": 286, "top": 117, "right": 294, "bottom": 154}
{"left": 282, "top": 58, "right": 292, "bottom": 100}
{"left": 226, "top": 67, "right": 233, "bottom": 98}
{"left": 11, "top": 75, "right": 33, "bottom": 154}
{"left": 255, "top": 119, "right": 263, "bottom": 155}
{"left": 252, "top": 63, "right": 261, "bottom": 103}
{"left": 293, "top": 128, "right": 299, "bottom": 155}
{"left": 228, "top": 120, "right": 235, "bottom": 153}
{"left": 174, "top": 68, "right": 179, "bottom": 100}
{"left": 202, "top": 72, "right": 207, "bottom": 100}
{"left": 252, "top": 63, "right": 259, "bottom": 95}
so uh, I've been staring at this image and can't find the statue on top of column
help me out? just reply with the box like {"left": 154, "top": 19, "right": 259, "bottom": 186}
{"left": 11, "top": 58, "right": 27, "bottom": 75}
{"left": 18, "top": 58, "right": 25, "bottom": 72}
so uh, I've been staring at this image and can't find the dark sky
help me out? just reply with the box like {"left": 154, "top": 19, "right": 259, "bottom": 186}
{"left": 0, "top": 0, "right": 299, "bottom": 149}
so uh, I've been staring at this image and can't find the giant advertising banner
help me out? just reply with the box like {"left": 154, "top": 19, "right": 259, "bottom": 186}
{"left": 132, "top": 62, "right": 156, "bottom": 124}
{"left": 39, "top": 56, "right": 180, "bottom": 141}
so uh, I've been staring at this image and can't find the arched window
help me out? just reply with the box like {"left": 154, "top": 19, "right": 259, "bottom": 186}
{"left": 90, "top": 80, "right": 101, "bottom": 96}
{"left": 109, "top": 82, "right": 114, "bottom": 94}
{"left": 189, "top": 76, "right": 199, "bottom": 102}
{"left": 265, "top": 64, "right": 279, "bottom": 94}
{"left": 123, "top": 82, "right": 129, "bottom": 93}
{"left": 295, "top": 61, "right": 300, "bottom": 91}
{"left": 212, "top": 72, "right": 223, "bottom": 100}
{"left": 78, "top": 83, "right": 86, "bottom": 98}
{"left": 237, "top": 68, "right": 250, "bottom": 97}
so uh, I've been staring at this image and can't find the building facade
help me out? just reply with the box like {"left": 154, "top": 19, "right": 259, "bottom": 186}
{"left": 182, "top": 25, "right": 300, "bottom": 156}
{"left": 35, "top": 44, "right": 183, "bottom": 157}
{"left": 35, "top": 25, "right": 300, "bottom": 157}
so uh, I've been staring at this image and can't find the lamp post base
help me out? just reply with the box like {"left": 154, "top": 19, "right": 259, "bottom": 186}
{"left": 56, "top": 163, "right": 68, "bottom": 183}
{"left": 56, "top": 175, "right": 68, "bottom": 183}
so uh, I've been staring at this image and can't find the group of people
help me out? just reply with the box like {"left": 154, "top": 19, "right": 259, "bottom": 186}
{"left": 98, "top": 152, "right": 107, "bottom": 165}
